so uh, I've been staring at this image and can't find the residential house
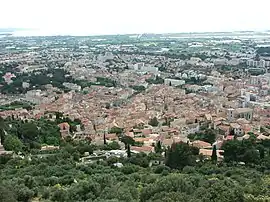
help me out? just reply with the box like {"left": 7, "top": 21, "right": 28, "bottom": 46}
{"left": 199, "top": 148, "right": 224, "bottom": 161}
{"left": 130, "top": 146, "right": 154, "bottom": 154}
{"left": 181, "top": 123, "right": 200, "bottom": 136}
{"left": 230, "top": 123, "right": 244, "bottom": 136}
{"left": 227, "top": 108, "right": 253, "bottom": 122}
{"left": 191, "top": 140, "right": 212, "bottom": 149}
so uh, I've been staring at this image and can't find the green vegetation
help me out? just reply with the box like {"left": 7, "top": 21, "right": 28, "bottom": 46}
{"left": 0, "top": 101, "right": 33, "bottom": 111}
{"left": 0, "top": 64, "right": 118, "bottom": 95}
{"left": 188, "top": 129, "right": 217, "bottom": 144}
{"left": 165, "top": 142, "right": 199, "bottom": 169}
{"left": 148, "top": 117, "right": 159, "bottom": 127}
{"left": 0, "top": 113, "right": 83, "bottom": 153}
{"left": 2, "top": 139, "right": 270, "bottom": 201}
{"left": 0, "top": 68, "right": 73, "bottom": 94}
{"left": 74, "top": 77, "right": 117, "bottom": 88}
{"left": 130, "top": 85, "right": 146, "bottom": 93}
{"left": 184, "top": 77, "right": 207, "bottom": 85}
{"left": 146, "top": 76, "right": 164, "bottom": 84}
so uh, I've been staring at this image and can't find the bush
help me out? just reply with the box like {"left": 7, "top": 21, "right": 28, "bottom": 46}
{"left": 154, "top": 165, "right": 171, "bottom": 174}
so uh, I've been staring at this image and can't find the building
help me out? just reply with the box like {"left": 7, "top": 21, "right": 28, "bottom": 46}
{"left": 181, "top": 123, "right": 200, "bottom": 136}
{"left": 227, "top": 108, "right": 253, "bottom": 122}
{"left": 134, "top": 63, "right": 159, "bottom": 74}
{"left": 58, "top": 122, "right": 70, "bottom": 138}
{"left": 249, "top": 76, "right": 260, "bottom": 86}
{"left": 247, "top": 59, "right": 270, "bottom": 68}
{"left": 230, "top": 123, "right": 244, "bottom": 136}
{"left": 63, "top": 82, "right": 81, "bottom": 91}
{"left": 199, "top": 148, "right": 224, "bottom": 161}
{"left": 164, "top": 78, "right": 185, "bottom": 86}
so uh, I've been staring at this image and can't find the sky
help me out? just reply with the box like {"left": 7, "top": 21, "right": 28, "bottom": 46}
{"left": 1, "top": 0, "right": 270, "bottom": 35}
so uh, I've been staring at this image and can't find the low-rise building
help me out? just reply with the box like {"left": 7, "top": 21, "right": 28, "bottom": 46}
{"left": 164, "top": 78, "right": 185, "bottom": 86}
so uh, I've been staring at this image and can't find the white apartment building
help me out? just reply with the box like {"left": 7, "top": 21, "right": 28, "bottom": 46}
{"left": 164, "top": 78, "right": 185, "bottom": 86}
{"left": 246, "top": 59, "right": 270, "bottom": 68}
{"left": 134, "top": 63, "right": 159, "bottom": 73}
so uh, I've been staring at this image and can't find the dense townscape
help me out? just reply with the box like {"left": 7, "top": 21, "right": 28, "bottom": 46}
{"left": 1, "top": 31, "right": 270, "bottom": 201}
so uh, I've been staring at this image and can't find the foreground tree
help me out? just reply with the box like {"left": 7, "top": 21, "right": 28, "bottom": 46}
{"left": 155, "top": 141, "right": 162, "bottom": 153}
{"left": 211, "top": 145, "right": 217, "bottom": 163}
{"left": 127, "top": 144, "right": 131, "bottom": 158}
{"left": 3, "top": 135, "right": 23, "bottom": 153}
{"left": 165, "top": 142, "right": 197, "bottom": 169}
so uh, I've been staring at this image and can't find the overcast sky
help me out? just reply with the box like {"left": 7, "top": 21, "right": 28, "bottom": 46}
{"left": 1, "top": 0, "right": 270, "bottom": 35}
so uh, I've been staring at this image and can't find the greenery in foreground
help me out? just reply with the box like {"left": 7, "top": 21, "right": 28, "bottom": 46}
{"left": 1, "top": 147, "right": 270, "bottom": 202}
{"left": 2, "top": 115, "right": 270, "bottom": 201}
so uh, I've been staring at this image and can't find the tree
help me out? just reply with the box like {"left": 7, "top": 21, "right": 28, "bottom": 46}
{"left": 165, "top": 142, "right": 197, "bottom": 169}
{"left": 149, "top": 117, "right": 159, "bottom": 127}
{"left": 243, "top": 149, "right": 260, "bottom": 164}
{"left": 164, "top": 104, "right": 168, "bottom": 111}
{"left": 257, "top": 144, "right": 265, "bottom": 159}
{"left": 155, "top": 141, "right": 162, "bottom": 153}
{"left": 109, "top": 126, "right": 123, "bottom": 134}
{"left": 20, "top": 122, "right": 39, "bottom": 141}
{"left": 127, "top": 144, "right": 131, "bottom": 158}
{"left": 3, "top": 135, "right": 23, "bottom": 153}
{"left": 0, "top": 117, "right": 6, "bottom": 144}
{"left": 222, "top": 140, "right": 242, "bottom": 163}
{"left": 187, "top": 129, "right": 217, "bottom": 144}
{"left": 0, "top": 184, "right": 17, "bottom": 202}
{"left": 121, "top": 135, "right": 135, "bottom": 148}
{"left": 103, "top": 132, "right": 107, "bottom": 145}
{"left": 211, "top": 145, "right": 217, "bottom": 163}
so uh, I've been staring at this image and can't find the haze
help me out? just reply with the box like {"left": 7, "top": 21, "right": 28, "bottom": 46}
{"left": 1, "top": 0, "right": 270, "bottom": 35}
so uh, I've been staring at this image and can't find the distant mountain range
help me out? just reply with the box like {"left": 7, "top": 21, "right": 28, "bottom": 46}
{"left": 0, "top": 28, "right": 30, "bottom": 32}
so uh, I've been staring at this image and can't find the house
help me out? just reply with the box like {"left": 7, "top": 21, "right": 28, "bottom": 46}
{"left": 130, "top": 146, "right": 154, "bottom": 154}
{"left": 162, "top": 139, "right": 174, "bottom": 147}
{"left": 230, "top": 123, "right": 244, "bottom": 136}
{"left": 170, "top": 118, "right": 186, "bottom": 129}
{"left": 181, "top": 123, "right": 200, "bottom": 136}
{"left": 133, "top": 137, "right": 155, "bottom": 146}
{"left": 257, "top": 134, "right": 270, "bottom": 140}
{"left": 58, "top": 122, "right": 70, "bottom": 138}
{"left": 41, "top": 145, "right": 60, "bottom": 151}
{"left": 142, "top": 128, "right": 152, "bottom": 136}
{"left": 227, "top": 108, "right": 253, "bottom": 122}
{"left": 217, "top": 124, "right": 231, "bottom": 136}
{"left": 73, "top": 131, "right": 91, "bottom": 140}
{"left": 191, "top": 140, "right": 212, "bottom": 149}
{"left": 106, "top": 133, "right": 118, "bottom": 141}
{"left": 149, "top": 159, "right": 165, "bottom": 167}
{"left": 199, "top": 148, "right": 224, "bottom": 161}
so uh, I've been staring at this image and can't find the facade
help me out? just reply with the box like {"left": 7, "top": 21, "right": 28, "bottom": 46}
{"left": 230, "top": 123, "right": 244, "bottom": 136}
{"left": 164, "top": 78, "right": 185, "bottom": 86}
{"left": 246, "top": 59, "right": 270, "bottom": 68}
{"left": 134, "top": 63, "right": 159, "bottom": 73}
{"left": 227, "top": 108, "right": 253, "bottom": 122}
{"left": 181, "top": 123, "right": 200, "bottom": 136}
{"left": 58, "top": 122, "right": 70, "bottom": 138}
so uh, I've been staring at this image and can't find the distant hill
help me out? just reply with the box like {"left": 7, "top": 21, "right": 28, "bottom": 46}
{"left": 0, "top": 28, "right": 27, "bottom": 32}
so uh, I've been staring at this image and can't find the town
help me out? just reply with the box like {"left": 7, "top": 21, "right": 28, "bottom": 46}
{"left": 1, "top": 31, "right": 270, "bottom": 201}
